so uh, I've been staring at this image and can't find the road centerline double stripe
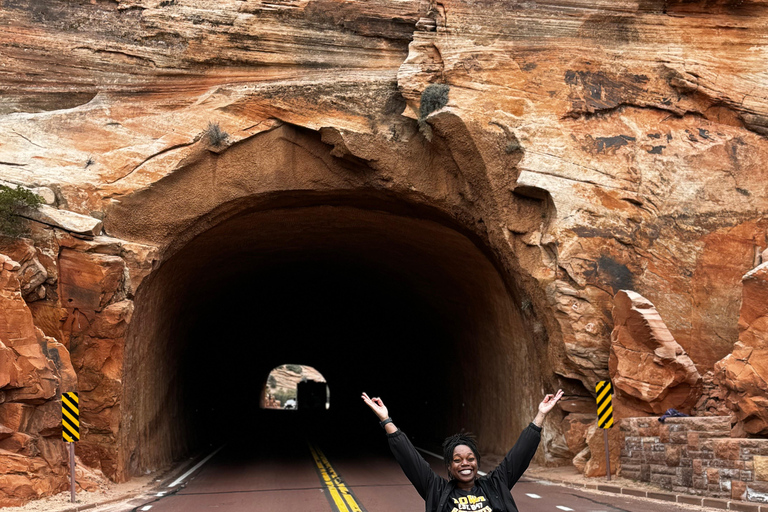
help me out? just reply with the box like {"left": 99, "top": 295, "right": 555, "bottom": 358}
{"left": 308, "top": 443, "right": 367, "bottom": 512}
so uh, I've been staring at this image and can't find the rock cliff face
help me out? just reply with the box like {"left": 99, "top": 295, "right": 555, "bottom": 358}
{"left": 0, "top": 251, "right": 106, "bottom": 506}
{"left": 0, "top": 0, "right": 767, "bottom": 501}
{"left": 715, "top": 262, "right": 768, "bottom": 435}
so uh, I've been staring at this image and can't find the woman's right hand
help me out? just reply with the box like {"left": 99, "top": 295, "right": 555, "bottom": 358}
{"left": 361, "top": 392, "right": 389, "bottom": 421}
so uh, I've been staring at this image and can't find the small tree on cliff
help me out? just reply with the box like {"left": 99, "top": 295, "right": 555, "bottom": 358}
{"left": 0, "top": 185, "right": 43, "bottom": 237}
{"left": 206, "top": 121, "right": 228, "bottom": 147}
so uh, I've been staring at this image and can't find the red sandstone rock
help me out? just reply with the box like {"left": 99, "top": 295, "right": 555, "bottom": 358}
{"left": 0, "top": 240, "right": 48, "bottom": 302}
{"left": 583, "top": 424, "right": 620, "bottom": 477}
{"left": 0, "top": 253, "right": 80, "bottom": 505}
{"left": 0, "top": 342, "right": 18, "bottom": 389}
{"left": 559, "top": 398, "right": 597, "bottom": 414}
{"left": 572, "top": 446, "right": 589, "bottom": 474}
{"left": 562, "top": 413, "right": 595, "bottom": 455}
{"left": 0, "top": 425, "right": 12, "bottom": 442}
{"left": 715, "top": 263, "right": 768, "bottom": 435}
{"left": 0, "top": 403, "right": 33, "bottom": 433}
{"left": 573, "top": 423, "right": 620, "bottom": 477}
{"left": 0, "top": 0, "right": 767, "bottom": 494}
{"left": 0, "top": 434, "right": 36, "bottom": 457}
{"left": 610, "top": 290, "right": 702, "bottom": 416}
{"left": 58, "top": 249, "right": 125, "bottom": 311}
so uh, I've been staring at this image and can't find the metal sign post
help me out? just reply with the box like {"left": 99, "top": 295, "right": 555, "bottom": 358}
{"left": 62, "top": 392, "right": 80, "bottom": 503}
{"left": 595, "top": 381, "right": 613, "bottom": 481}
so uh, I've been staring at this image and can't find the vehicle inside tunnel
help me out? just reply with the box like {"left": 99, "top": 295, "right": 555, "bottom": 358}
{"left": 122, "top": 201, "right": 548, "bottom": 476}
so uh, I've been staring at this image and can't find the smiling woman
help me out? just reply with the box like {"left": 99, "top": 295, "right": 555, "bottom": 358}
{"left": 361, "top": 390, "right": 564, "bottom": 512}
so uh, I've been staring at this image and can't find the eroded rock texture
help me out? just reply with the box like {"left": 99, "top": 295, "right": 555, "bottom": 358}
{"left": 0, "top": 252, "right": 106, "bottom": 506}
{"left": 610, "top": 290, "right": 701, "bottom": 416}
{"left": 0, "top": 0, "right": 766, "bottom": 498}
{"left": 715, "top": 263, "right": 768, "bottom": 435}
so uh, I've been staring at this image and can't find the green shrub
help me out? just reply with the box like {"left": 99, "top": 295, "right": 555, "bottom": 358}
{"left": 267, "top": 375, "right": 277, "bottom": 388}
{"left": 285, "top": 364, "right": 303, "bottom": 374}
{"left": 419, "top": 84, "right": 450, "bottom": 119}
{"left": 0, "top": 185, "right": 43, "bottom": 237}
{"left": 418, "top": 84, "right": 449, "bottom": 141}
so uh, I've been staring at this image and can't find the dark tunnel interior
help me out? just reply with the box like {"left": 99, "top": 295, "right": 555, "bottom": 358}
{"left": 181, "top": 256, "right": 457, "bottom": 442}
{"left": 122, "top": 203, "right": 545, "bottom": 476}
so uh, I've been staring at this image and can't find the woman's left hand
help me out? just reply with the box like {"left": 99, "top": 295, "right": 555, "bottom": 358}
{"left": 538, "top": 389, "right": 564, "bottom": 415}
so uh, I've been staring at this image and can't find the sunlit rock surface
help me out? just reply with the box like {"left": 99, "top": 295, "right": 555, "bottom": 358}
{"left": 715, "top": 262, "right": 768, "bottom": 435}
{"left": 610, "top": 290, "right": 702, "bottom": 416}
{"left": 0, "top": 253, "right": 105, "bottom": 506}
{"left": 0, "top": 0, "right": 767, "bottom": 499}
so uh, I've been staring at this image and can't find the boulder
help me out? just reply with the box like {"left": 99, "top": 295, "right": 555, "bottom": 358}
{"left": 582, "top": 423, "right": 620, "bottom": 477}
{"left": 715, "top": 262, "right": 768, "bottom": 435}
{"left": 572, "top": 445, "right": 589, "bottom": 474}
{"left": 610, "top": 290, "right": 702, "bottom": 416}
{"left": 562, "top": 413, "right": 595, "bottom": 455}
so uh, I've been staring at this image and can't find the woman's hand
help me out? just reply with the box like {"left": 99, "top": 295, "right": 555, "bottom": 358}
{"left": 361, "top": 392, "right": 389, "bottom": 421}
{"left": 538, "top": 389, "right": 564, "bottom": 415}
{"left": 532, "top": 389, "right": 564, "bottom": 427}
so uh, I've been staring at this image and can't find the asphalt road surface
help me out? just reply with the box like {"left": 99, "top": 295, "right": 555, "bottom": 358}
{"left": 135, "top": 414, "right": 711, "bottom": 512}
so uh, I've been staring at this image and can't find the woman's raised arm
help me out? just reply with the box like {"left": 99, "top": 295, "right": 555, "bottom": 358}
{"left": 532, "top": 389, "right": 564, "bottom": 427}
{"left": 361, "top": 392, "right": 398, "bottom": 434}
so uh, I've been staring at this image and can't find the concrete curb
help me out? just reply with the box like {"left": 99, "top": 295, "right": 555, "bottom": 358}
{"left": 50, "top": 490, "right": 149, "bottom": 512}
{"left": 529, "top": 475, "right": 768, "bottom": 512}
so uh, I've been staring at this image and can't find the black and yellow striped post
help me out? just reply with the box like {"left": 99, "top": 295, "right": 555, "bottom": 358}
{"left": 595, "top": 381, "right": 613, "bottom": 481}
{"left": 596, "top": 381, "right": 613, "bottom": 429}
{"left": 62, "top": 392, "right": 79, "bottom": 503}
{"left": 62, "top": 392, "right": 79, "bottom": 442}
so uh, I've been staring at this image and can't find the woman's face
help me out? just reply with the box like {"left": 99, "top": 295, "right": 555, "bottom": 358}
{"left": 449, "top": 444, "right": 478, "bottom": 487}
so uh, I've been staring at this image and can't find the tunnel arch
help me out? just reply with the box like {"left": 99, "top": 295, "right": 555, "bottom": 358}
{"left": 121, "top": 200, "right": 547, "bottom": 475}
{"left": 108, "top": 124, "right": 554, "bottom": 477}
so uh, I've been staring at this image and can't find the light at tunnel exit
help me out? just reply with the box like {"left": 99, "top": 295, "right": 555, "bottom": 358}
{"left": 261, "top": 364, "right": 330, "bottom": 411}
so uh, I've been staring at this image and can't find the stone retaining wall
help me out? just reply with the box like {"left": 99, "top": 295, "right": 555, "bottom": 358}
{"left": 621, "top": 417, "right": 768, "bottom": 503}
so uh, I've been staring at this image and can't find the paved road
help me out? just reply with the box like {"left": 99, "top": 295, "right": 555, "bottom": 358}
{"left": 133, "top": 415, "right": 712, "bottom": 512}
{"left": 137, "top": 444, "right": 712, "bottom": 512}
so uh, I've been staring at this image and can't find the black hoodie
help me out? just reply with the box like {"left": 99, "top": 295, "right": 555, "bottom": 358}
{"left": 387, "top": 423, "right": 542, "bottom": 512}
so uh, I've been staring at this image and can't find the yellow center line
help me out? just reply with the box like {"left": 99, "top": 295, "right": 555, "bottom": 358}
{"left": 309, "top": 443, "right": 365, "bottom": 512}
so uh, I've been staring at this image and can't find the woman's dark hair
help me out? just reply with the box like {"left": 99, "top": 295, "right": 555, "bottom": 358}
{"left": 442, "top": 432, "right": 480, "bottom": 470}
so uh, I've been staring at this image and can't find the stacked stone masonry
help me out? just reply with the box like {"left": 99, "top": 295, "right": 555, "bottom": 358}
{"left": 621, "top": 417, "right": 768, "bottom": 503}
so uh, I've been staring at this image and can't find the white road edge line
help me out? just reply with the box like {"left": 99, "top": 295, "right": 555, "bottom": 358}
{"left": 140, "top": 506, "right": 153, "bottom": 511}
{"left": 168, "top": 446, "right": 225, "bottom": 488}
{"left": 526, "top": 493, "right": 541, "bottom": 499}
{"left": 415, "top": 446, "right": 487, "bottom": 477}
{"left": 556, "top": 506, "right": 574, "bottom": 511}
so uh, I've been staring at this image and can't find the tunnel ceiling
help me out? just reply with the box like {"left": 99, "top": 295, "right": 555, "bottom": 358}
{"left": 123, "top": 202, "right": 545, "bottom": 475}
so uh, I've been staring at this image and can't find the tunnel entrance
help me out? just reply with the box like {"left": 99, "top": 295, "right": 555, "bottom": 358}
{"left": 122, "top": 202, "right": 544, "bottom": 476}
